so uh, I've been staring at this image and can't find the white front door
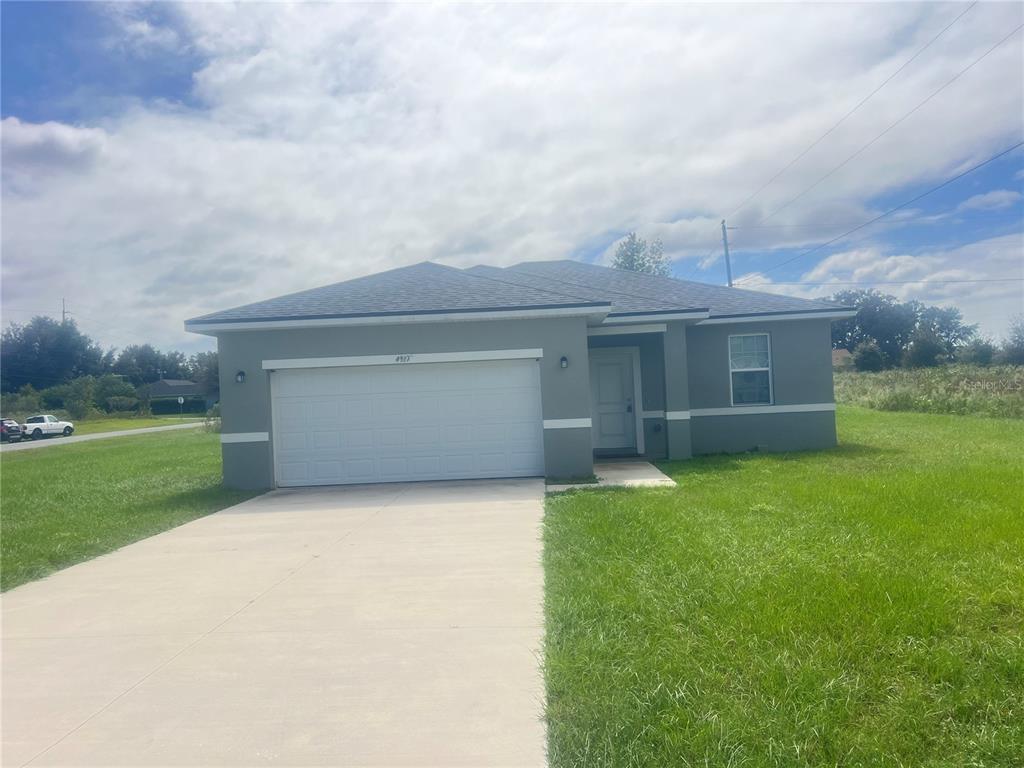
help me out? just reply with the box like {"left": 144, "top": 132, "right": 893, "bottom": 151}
{"left": 589, "top": 349, "right": 638, "bottom": 453}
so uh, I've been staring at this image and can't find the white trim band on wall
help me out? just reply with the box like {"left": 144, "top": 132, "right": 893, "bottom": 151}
{"left": 641, "top": 410, "right": 665, "bottom": 419}
{"left": 221, "top": 432, "right": 270, "bottom": 444}
{"left": 263, "top": 349, "right": 543, "bottom": 370}
{"left": 589, "top": 324, "right": 667, "bottom": 336}
{"left": 543, "top": 418, "right": 592, "bottom": 429}
{"left": 691, "top": 403, "right": 836, "bottom": 417}
{"left": 666, "top": 410, "right": 691, "bottom": 420}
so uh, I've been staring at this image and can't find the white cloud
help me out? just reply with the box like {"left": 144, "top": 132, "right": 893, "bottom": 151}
{"left": 1, "top": 117, "right": 107, "bottom": 175}
{"left": 2, "top": 2, "right": 1023, "bottom": 351}
{"left": 956, "top": 189, "right": 1023, "bottom": 212}
{"left": 102, "top": 4, "right": 184, "bottom": 56}
{"left": 740, "top": 234, "right": 1024, "bottom": 339}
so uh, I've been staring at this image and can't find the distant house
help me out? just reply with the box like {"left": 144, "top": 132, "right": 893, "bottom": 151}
{"left": 832, "top": 349, "right": 854, "bottom": 370}
{"left": 141, "top": 379, "right": 215, "bottom": 413}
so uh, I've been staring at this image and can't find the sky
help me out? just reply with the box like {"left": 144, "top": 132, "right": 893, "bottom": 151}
{"left": 2, "top": 2, "right": 1022, "bottom": 355}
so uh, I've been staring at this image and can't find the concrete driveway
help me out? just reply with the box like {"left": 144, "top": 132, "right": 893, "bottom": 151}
{"left": 2, "top": 479, "right": 546, "bottom": 767}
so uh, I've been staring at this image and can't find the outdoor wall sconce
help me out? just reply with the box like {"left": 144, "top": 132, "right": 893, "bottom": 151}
{"left": 560, "top": 356, "right": 569, "bottom": 369}
{"left": 235, "top": 370, "right": 246, "bottom": 384}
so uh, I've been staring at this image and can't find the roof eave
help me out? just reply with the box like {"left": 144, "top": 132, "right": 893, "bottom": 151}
{"left": 185, "top": 303, "right": 612, "bottom": 335}
{"left": 697, "top": 308, "right": 857, "bottom": 325}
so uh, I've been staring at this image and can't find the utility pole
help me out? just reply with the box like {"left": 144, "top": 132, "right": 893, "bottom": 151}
{"left": 721, "top": 220, "right": 733, "bottom": 287}
{"left": 61, "top": 298, "right": 68, "bottom": 324}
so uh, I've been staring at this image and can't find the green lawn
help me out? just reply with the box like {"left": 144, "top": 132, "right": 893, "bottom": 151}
{"left": 72, "top": 415, "right": 204, "bottom": 436}
{"left": 1, "top": 430, "right": 259, "bottom": 591}
{"left": 545, "top": 407, "right": 1024, "bottom": 766}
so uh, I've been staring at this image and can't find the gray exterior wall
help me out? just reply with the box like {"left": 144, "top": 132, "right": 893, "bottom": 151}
{"left": 216, "top": 316, "right": 594, "bottom": 489}
{"left": 685, "top": 318, "right": 837, "bottom": 454}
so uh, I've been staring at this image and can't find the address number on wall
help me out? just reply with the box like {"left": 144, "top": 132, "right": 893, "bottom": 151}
{"left": 394, "top": 354, "right": 412, "bottom": 363}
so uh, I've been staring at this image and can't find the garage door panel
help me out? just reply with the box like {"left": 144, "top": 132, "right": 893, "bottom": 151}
{"left": 378, "top": 428, "right": 405, "bottom": 447}
{"left": 272, "top": 359, "right": 544, "bottom": 487}
{"left": 346, "top": 458, "right": 375, "bottom": 480}
{"left": 344, "top": 429, "right": 375, "bottom": 449}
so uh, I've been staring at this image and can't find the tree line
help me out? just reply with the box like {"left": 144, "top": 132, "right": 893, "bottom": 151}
{"left": 610, "top": 232, "right": 1024, "bottom": 371}
{"left": 830, "top": 290, "right": 1024, "bottom": 371}
{"left": 1, "top": 316, "right": 218, "bottom": 419}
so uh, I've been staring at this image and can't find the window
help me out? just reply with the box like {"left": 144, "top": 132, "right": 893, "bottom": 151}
{"left": 729, "top": 334, "right": 772, "bottom": 405}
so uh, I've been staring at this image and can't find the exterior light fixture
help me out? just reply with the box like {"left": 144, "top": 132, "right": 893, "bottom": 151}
{"left": 560, "top": 356, "right": 569, "bottom": 369}
{"left": 235, "top": 370, "right": 246, "bottom": 384}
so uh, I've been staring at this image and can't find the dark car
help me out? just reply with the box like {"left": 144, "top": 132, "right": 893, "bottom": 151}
{"left": 1, "top": 418, "right": 24, "bottom": 442}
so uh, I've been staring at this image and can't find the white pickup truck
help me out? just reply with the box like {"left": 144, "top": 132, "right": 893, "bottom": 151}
{"left": 22, "top": 414, "right": 75, "bottom": 439}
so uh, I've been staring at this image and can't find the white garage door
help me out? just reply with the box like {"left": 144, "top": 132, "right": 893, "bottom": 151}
{"left": 271, "top": 359, "right": 545, "bottom": 487}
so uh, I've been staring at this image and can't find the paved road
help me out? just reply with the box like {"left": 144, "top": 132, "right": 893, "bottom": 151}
{"left": 1, "top": 422, "right": 203, "bottom": 452}
{"left": 2, "top": 478, "right": 546, "bottom": 767}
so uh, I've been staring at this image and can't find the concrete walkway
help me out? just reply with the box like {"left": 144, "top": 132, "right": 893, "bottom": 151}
{"left": 2, "top": 479, "right": 546, "bottom": 767}
{"left": 547, "top": 460, "right": 676, "bottom": 492}
{"left": 1, "top": 421, "right": 203, "bottom": 452}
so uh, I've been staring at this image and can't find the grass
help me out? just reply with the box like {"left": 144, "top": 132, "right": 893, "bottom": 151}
{"left": 71, "top": 415, "right": 203, "bottom": 435}
{"left": 835, "top": 364, "right": 1024, "bottom": 419}
{"left": 544, "top": 407, "right": 1024, "bottom": 766}
{"left": 1, "top": 430, "right": 259, "bottom": 591}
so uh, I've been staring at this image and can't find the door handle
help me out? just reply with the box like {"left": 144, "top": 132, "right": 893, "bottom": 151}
{"left": 626, "top": 404, "right": 633, "bottom": 413}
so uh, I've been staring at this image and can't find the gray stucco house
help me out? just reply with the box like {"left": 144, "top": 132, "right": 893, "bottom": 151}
{"left": 186, "top": 260, "right": 854, "bottom": 489}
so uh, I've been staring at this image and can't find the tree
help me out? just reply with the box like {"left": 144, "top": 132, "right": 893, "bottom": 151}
{"left": 902, "top": 328, "right": 945, "bottom": 368}
{"left": 830, "top": 291, "right": 976, "bottom": 368}
{"left": 612, "top": 233, "right": 669, "bottom": 277}
{"left": 958, "top": 338, "right": 996, "bottom": 366}
{"left": 831, "top": 291, "right": 917, "bottom": 367}
{"left": 187, "top": 351, "right": 220, "bottom": 396}
{"left": 913, "top": 304, "right": 976, "bottom": 355}
{"left": 0, "top": 316, "right": 109, "bottom": 392}
{"left": 159, "top": 350, "right": 188, "bottom": 380}
{"left": 999, "top": 315, "right": 1024, "bottom": 365}
{"left": 63, "top": 376, "right": 97, "bottom": 420}
{"left": 852, "top": 340, "right": 884, "bottom": 372}
{"left": 113, "top": 345, "right": 165, "bottom": 386}
{"left": 94, "top": 374, "right": 137, "bottom": 411}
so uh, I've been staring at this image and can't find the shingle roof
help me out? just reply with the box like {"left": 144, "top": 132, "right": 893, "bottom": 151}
{"left": 187, "top": 259, "right": 848, "bottom": 326}
{"left": 187, "top": 262, "right": 608, "bottom": 324}
{"left": 506, "top": 260, "right": 844, "bottom": 318}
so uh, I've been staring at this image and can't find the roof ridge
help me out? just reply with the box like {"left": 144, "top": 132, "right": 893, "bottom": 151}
{"left": 512, "top": 261, "right": 703, "bottom": 312}
{"left": 463, "top": 265, "right": 612, "bottom": 306}
{"left": 515, "top": 259, "right": 846, "bottom": 310}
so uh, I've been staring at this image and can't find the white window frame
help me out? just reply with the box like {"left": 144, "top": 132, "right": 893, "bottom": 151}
{"left": 728, "top": 333, "right": 773, "bottom": 407}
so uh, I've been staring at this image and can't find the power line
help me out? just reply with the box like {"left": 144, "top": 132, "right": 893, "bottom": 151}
{"left": 726, "top": 1, "right": 978, "bottom": 219}
{"left": 759, "top": 22, "right": 1024, "bottom": 224}
{"left": 732, "top": 139, "right": 1024, "bottom": 285}
{"left": 727, "top": 218, "right": 928, "bottom": 230}
{"left": 743, "top": 277, "right": 1023, "bottom": 286}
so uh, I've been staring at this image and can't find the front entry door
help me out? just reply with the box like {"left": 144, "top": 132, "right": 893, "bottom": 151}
{"left": 589, "top": 349, "right": 637, "bottom": 453}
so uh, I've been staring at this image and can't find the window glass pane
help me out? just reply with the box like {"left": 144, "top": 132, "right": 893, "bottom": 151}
{"left": 732, "top": 371, "right": 771, "bottom": 404}
{"left": 730, "top": 335, "right": 769, "bottom": 369}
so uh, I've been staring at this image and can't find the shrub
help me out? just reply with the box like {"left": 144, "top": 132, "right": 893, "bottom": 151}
{"left": 853, "top": 340, "right": 884, "bottom": 372}
{"left": 64, "top": 377, "right": 97, "bottom": 420}
{"left": 0, "top": 385, "right": 42, "bottom": 419}
{"left": 999, "top": 315, "right": 1024, "bottom": 365}
{"left": 105, "top": 396, "right": 139, "bottom": 412}
{"left": 835, "top": 364, "right": 1024, "bottom": 418}
{"left": 94, "top": 374, "right": 136, "bottom": 412}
